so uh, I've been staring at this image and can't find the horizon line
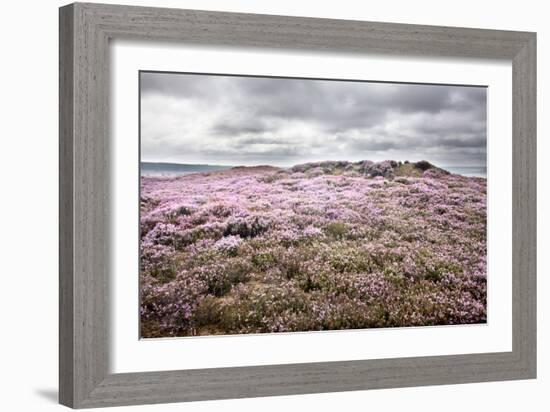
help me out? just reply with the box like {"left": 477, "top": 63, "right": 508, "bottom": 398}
{"left": 141, "top": 160, "right": 487, "bottom": 168}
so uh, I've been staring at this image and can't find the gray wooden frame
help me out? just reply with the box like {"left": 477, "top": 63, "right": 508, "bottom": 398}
{"left": 59, "top": 2, "right": 536, "bottom": 408}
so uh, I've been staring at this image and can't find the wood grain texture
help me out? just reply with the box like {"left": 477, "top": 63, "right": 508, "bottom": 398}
{"left": 512, "top": 34, "right": 537, "bottom": 374}
{"left": 59, "top": 4, "right": 74, "bottom": 407}
{"left": 59, "top": 2, "right": 537, "bottom": 408}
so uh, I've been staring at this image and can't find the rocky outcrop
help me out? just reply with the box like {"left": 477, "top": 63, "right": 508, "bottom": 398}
{"left": 290, "top": 160, "right": 447, "bottom": 179}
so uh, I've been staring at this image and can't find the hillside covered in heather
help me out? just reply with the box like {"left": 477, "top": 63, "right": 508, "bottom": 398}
{"left": 140, "top": 160, "right": 487, "bottom": 337}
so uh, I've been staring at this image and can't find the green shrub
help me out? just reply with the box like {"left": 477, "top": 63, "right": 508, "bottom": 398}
{"left": 252, "top": 250, "right": 279, "bottom": 270}
{"left": 279, "top": 255, "right": 302, "bottom": 280}
{"left": 193, "top": 296, "right": 222, "bottom": 327}
{"left": 325, "top": 222, "right": 349, "bottom": 239}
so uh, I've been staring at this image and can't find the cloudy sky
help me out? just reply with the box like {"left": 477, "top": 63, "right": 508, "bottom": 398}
{"left": 140, "top": 72, "right": 486, "bottom": 167}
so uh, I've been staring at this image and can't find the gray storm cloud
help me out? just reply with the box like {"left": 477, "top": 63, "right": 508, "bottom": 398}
{"left": 140, "top": 72, "right": 486, "bottom": 167}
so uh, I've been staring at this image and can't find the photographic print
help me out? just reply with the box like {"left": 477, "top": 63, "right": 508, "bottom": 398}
{"left": 139, "top": 72, "right": 487, "bottom": 338}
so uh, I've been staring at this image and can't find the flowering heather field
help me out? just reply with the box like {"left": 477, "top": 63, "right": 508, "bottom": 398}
{"left": 140, "top": 160, "right": 487, "bottom": 338}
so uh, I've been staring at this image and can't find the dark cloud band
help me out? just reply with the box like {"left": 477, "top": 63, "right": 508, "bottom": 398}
{"left": 140, "top": 72, "right": 486, "bottom": 167}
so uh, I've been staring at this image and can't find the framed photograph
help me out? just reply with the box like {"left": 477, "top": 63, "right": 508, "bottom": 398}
{"left": 59, "top": 2, "right": 536, "bottom": 408}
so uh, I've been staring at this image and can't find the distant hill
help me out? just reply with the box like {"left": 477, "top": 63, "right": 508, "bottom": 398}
{"left": 141, "top": 160, "right": 485, "bottom": 179}
{"left": 141, "top": 162, "right": 233, "bottom": 177}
